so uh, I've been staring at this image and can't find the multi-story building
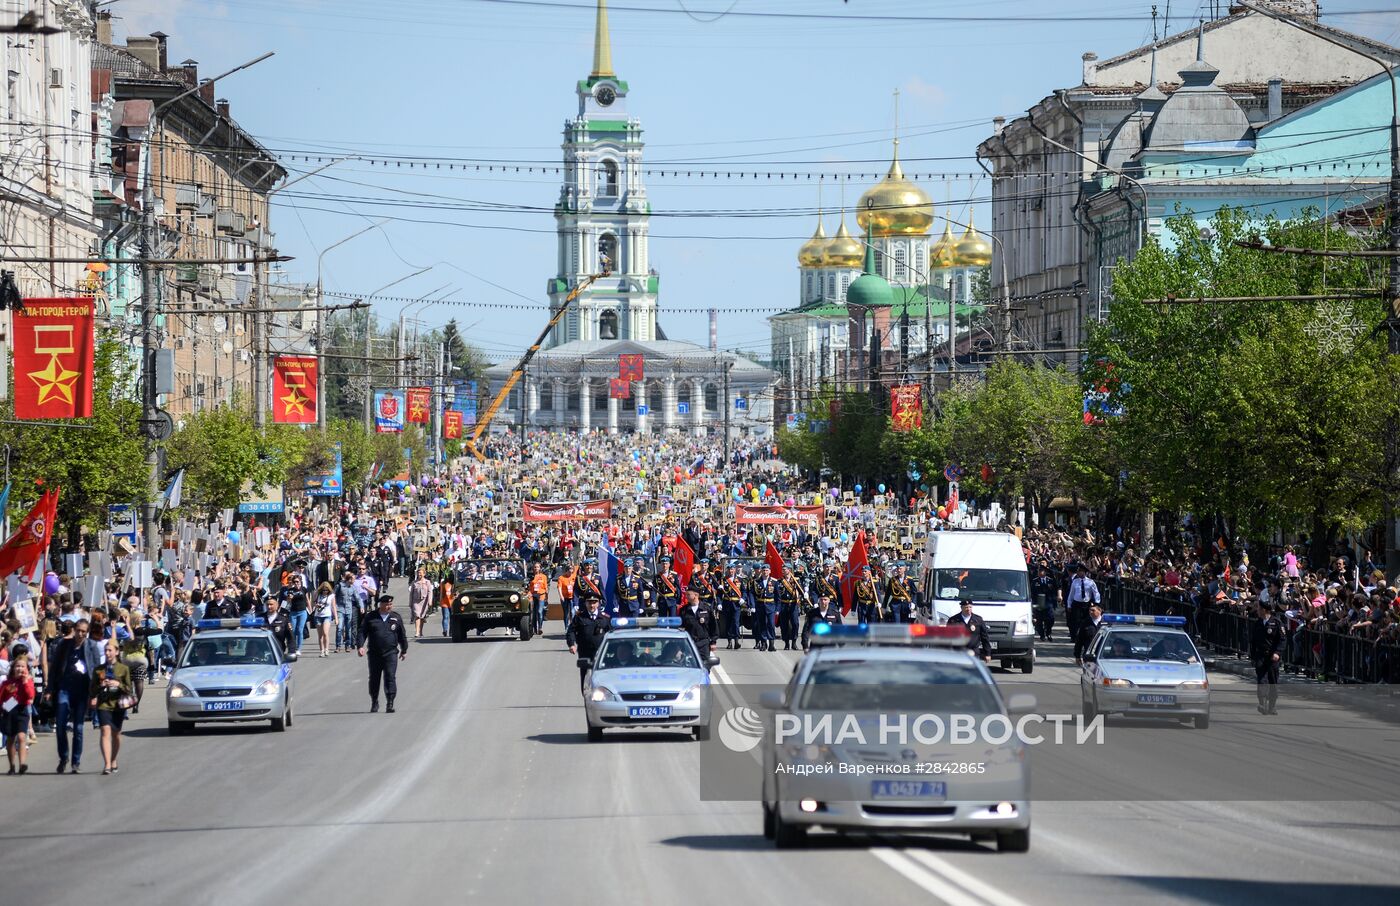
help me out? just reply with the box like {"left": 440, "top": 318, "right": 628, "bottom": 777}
{"left": 91, "top": 14, "right": 284, "bottom": 417}
{"left": 975, "top": 0, "right": 1400, "bottom": 367}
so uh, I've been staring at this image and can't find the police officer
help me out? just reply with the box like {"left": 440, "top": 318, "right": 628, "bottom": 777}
{"left": 1065, "top": 565, "right": 1100, "bottom": 644}
{"left": 947, "top": 597, "right": 991, "bottom": 663}
{"left": 1073, "top": 603, "right": 1106, "bottom": 665}
{"left": 356, "top": 593, "right": 408, "bottom": 713}
{"left": 749, "top": 563, "right": 778, "bottom": 652}
{"left": 567, "top": 594, "right": 611, "bottom": 691}
{"left": 1031, "top": 564, "right": 1058, "bottom": 641}
{"left": 680, "top": 589, "right": 713, "bottom": 664}
{"left": 1250, "top": 599, "right": 1284, "bottom": 715}
{"left": 616, "top": 559, "right": 644, "bottom": 618}
{"left": 654, "top": 556, "right": 683, "bottom": 618}
{"left": 885, "top": 564, "right": 917, "bottom": 624}
{"left": 802, "top": 592, "right": 843, "bottom": 652}
{"left": 853, "top": 565, "right": 881, "bottom": 624}
{"left": 719, "top": 563, "right": 745, "bottom": 649}
{"left": 264, "top": 596, "right": 293, "bottom": 657}
{"left": 775, "top": 568, "right": 804, "bottom": 650}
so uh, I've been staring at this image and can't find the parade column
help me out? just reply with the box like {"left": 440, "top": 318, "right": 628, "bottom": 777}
{"left": 579, "top": 377, "right": 592, "bottom": 431}
{"left": 608, "top": 388, "right": 620, "bottom": 434}
{"left": 636, "top": 379, "right": 649, "bottom": 434}
{"left": 691, "top": 377, "right": 706, "bottom": 436}
{"left": 662, "top": 376, "right": 677, "bottom": 433}
{"left": 553, "top": 377, "right": 567, "bottom": 426}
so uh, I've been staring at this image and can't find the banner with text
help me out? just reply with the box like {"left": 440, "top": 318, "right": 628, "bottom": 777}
{"left": 374, "top": 390, "right": 405, "bottom": 433}
{"left": 272, "top": 355, "right": 318, "bottom": 424}
{"left": 406, "top": 386, "right": 431, "bottom": 424}
{"left": 13, "top": 297, "right": 95, "bottom": 420}
{"left": 734, "top": 503, "right": 826, "bottom": 526}
{"left": 522, "top": 499, "right": 614, "bottom": 522}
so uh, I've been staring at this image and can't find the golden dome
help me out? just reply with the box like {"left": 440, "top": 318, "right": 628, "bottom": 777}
{"left": 953, "top": 211, "right": 993, "bottom": 267}
{"left": 930, "top": 222, "right": 958, "bottom": 270}
{"left": 797, "top": 217, "right": 827, "bottom": 268}
{"left": 822, "top": 215, "right": 864, "bottom": 269}
{"left": 856, "top": 143, "right": 934, "bottom": 237}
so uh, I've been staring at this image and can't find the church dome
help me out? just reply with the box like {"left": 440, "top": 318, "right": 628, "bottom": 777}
{"left": 856, "top": 143, "right": 934, "bottom": 237}
{"left": 822, "top": 216, "right": 864, "bottom": 269}
{"left": 930, "top": 222, "right": 959, "bottom": 270}
{"left": 953, "top": 212, "right": 993, "bottom": 267}
{"left": 797, "top": 218, "right": 827, "bottom": 268}
{"left": 846, "top": 228, "right": 894, "bottom": 309}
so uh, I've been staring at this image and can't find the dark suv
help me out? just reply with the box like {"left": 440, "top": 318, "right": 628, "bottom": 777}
{"left": 448, "top": 559, "right": 533, "bottom": 641}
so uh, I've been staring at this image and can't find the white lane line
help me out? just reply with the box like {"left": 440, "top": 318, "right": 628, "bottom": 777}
{"left": 903, "top": 848, "right": 1032, "bottom": 906}
{"left": 871, "top": 849, "right": 985, "bottom": 906}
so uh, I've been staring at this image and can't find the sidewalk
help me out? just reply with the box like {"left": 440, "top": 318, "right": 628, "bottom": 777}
{"left": 1206, "top": 650, "right": 1400, "bottom": 722}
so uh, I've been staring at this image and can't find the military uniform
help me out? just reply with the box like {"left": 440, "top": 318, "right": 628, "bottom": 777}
{"left": 776, "top": 574, "right": 804, "bottom": 649}
{"left": 690, "top": 564, "right": 717, "bottom": 611}
{"left": 616, "top": 567, "right": 644, "bottom": 618}
{"left": 654, "top": 564, "right": 683, "bottom": 618}
{"left": 749, "top": 572, "right": 778, "bottom": 651}
{"left": 1250, "top": 608, "right": 1285, "bottom": 714}
{"left": 576, "top": 570, "right": 604, "bottom": 610}
{"left": 719, "top": 570, "right": 746, "bottom": 648}
{"left": 853, "top": 572, "right": 881, "bottom": 624}
{"left": 884, "top": 573, "right": 917, "bottom": 624}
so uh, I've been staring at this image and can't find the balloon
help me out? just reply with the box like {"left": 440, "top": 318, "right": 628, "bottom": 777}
{"left": 531, "top": 488, "right": 540, "bottom": 498}
{"left": 751, "top": 488, "right": 760, "bottom": 499}
{"left": 43, "top": 572, "right": 61, "bottom": 595}
{"left": 937, "top": 506, "right": 947, "bottom": 518}
{"left": 854, "top": 484, "right": 863, "bottom": 494}
{"left": 438, "top": 499, "right": 449, "bottom": 508}
{"left": 785, "top": 497, "right": 795, "bottom": 506}
{"left": 227, "top": 530, "right": 241, "bottom": 545}
{"left": 486, "top": 490, "right": 494, "bottom": 499}
{"left": 840, "top": 532, "right": 849, "bottom": 543}
{"left": 830, "top": 488, "right": 839, "bottom": 498}
{"left": 640, "top": 471, "right": 646, "bottom": 479}
{"left": 878, "top": 484, "right": 886, "bottom": 493}
{"left": 636, "top": 481, "right": 644, "bottom": 492}
{"left": 760, "top": 484, "right": 767, "bottom": 494}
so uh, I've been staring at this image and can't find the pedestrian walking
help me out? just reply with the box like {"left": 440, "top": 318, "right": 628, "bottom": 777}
{"left": 529, "top": 563, "right": 549, "bottom": 635}
{"left": 313, "top": 582, "right": 336, "bottom": 657}
{"left": 90, "top": 638, "right": 132, "bottom": 776}
{"left": 1, "top": 651, "right": 35, "bottom": 774}
{"left": 50, "top": 619, "right": 100, "bottom": 774}
{"left": 1250, "top": 600, "right": 1284, "bottom": 715}
{"left": 409, "top": 568, "right": 434, "bottom": 640}
{"left": 357, "top": 594, "right": 408, "bottom": 713}
{"left": 566, "top": 595, "right": 610, "bottom": 691}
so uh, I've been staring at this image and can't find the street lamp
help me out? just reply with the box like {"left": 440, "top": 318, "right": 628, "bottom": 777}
{"left": 315, "top": 219, "right": 390, "bottom": 427}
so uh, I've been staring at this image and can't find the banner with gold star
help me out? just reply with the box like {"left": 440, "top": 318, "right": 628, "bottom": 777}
{"left": 13, "top": 298, "right": 94, "bottom": 420}
{"left": 406, "top": 387, "right": 430, "bottom": 424}
{"left": 888, "top": 384, "right": 923, "bottom": 432}
{"left": 272, "top": 355, "right": 318, "bottom": 424}
{"left": 443, "top": 409, "right": 463, "bottom": 440}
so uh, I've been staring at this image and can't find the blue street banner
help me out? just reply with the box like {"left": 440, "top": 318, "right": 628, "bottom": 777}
{"left": 305, "top": 442, "right": 344, "bottom": 497}
{"left": 375, "top": 390, "right": 406, "bottom": 433}
{"left": 448, "top": 380, "right": 478, "bottom": 427}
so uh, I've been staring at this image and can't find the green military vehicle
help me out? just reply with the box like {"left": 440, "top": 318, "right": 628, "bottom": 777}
{"left": 448, "top": 559, "right": 534, "bottom": 642}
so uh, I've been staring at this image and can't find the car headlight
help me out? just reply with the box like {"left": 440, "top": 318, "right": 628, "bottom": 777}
{"left": 589, "top": 686, "right": 617, "bottom": 702}
{"left": 677, "top": 683, "right": 704, "bottom": 704}
{"left": 254, "top": 680, "right": 281, "bottom": 696}
{"left": 1015, "top": 615, "right": 1033, "bottom": 635}
{"left": 1103, "top": 677, "right": 1135, "bottom": 687}
{"left": 1179, "top": 680, "right": 1208, "bottom": 690}
{"left": 510, "top": 593, "right": 520, "bottom": 604}
{"left": 459, "top": 595, "right": 471, "bottom": 605}
{"left": 169, "top": 683, "right": 194, "bottom": 699}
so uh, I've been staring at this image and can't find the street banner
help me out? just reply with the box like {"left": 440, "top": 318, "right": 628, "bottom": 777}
{"left": 13, "top": 297, "right": 94, "bottom": 420}
{"left": 443, "top": 409, "right": 463, "bottom": 440}
{"left": 0, "top": 488, "right": 59, "bottom": 580}
{"left": 618, "top": 353, "right": 644, "bottom": 382}
{"left": 839, "top": 529, "right": 869, "bottom": 616}
{"left": 374, "top": 390, "right": 405, "bottom": 433}
{"left": 304, "top": 442, "right": 344, "bottom": 497}
{"left": 608, "top": 378, "right": 631, "bottom": 399}
{"left": 406, "top": 386, "right": 431, "bottom": 424}
{"left": 522, "top": 499, "right": 613, "bottom": 522}
{"left": 889, "top": 384, "right": 923, "bottom": 432}
{"left": 734, "top": 503, "right": 825, "bottom": 526}
{"left": 271, "top": 354, "right": 317, "bottom": 424}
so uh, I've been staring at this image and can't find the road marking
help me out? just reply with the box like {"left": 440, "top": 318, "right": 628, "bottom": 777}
{"left": 903, "top": 848, "right": 1031, "bottom": 906}
{"left": 871, "top": 849, "right": 986, "bottom": 906}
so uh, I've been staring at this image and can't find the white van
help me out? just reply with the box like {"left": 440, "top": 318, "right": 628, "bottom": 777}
{"left": 921, "top": 529, "right": 1035, "bottom": 673}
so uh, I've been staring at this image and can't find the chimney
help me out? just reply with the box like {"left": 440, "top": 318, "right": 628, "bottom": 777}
{"left": 993, "top": 115, "right": 1006, "bottom": 136}
{"left": 96, "top": 11, "right": 112, "bottom": 45}
{"left": 709, "top": 309, "right": 718, "bottom": 352}
{"left": 1267, "top": 78, "right": 1283, "bottom": 120}
{"left": 151, "top": 31, "right": 169, "bottom": 71}
{"left": 199, "top": 79, "right": 215, "bottom": 105}
{"left": 1081, "top": 52, "right": 1098, "bottom": 86}
{"left": 125, "top": 36, "right": 160, "bottom": 71}
{"left": 216, "top": 99, "right": 230, "bottom": 119}
{"left": 180, "top": 59, "right": 198, "bottom": 88}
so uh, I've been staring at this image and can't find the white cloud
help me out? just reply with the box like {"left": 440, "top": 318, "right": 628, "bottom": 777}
{"left": 900, "top": 76, "right": 947, "bottom": 111}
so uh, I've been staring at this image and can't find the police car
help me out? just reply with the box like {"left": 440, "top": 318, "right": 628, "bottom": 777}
{"left": 166, "top": 617, "right": 295, "bottom": 735}
{"left": 759, "top": 623, "right": 1033, "bottom": 852}
{"left": 580, "top": 617, "right": 718, "bottom": 742}
{"left": 1079, "top": 614, "right": 1211, "bottom": 729}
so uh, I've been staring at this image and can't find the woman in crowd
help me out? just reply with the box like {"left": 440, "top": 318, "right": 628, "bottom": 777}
{"left": 90, "top": 637, "right": 132, "bottom": 777}
{"left": 1, "top": 650, "right": 34, "bottom": 774}
{"left": 313, "top": 581, "right": 336, "bottom": 657}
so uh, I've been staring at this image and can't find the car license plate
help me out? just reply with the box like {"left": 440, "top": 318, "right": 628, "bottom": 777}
{"left": 871, "top": 780, "right": 947, "bottom": 800}
{"left": 202, "top": 700, "right": 244, "bottom": 712}
{"left": 990, "top": 641, "right": 999, "bottom": 650}
{"left": 627, "top": 705, "right": 671, "bottom": 718}
{"left": 1137, "top": 693, "right": 1177, "bottom": 705}
{"left": 477, "top": 611, "right": 501, "bottom": 619}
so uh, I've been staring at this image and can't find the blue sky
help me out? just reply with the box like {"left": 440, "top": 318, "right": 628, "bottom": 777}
{"left": 113, "top": 0, "right": 1400, "bottom": 365}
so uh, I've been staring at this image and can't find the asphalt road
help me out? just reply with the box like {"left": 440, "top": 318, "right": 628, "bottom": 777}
{"left": 3, "top": 581, "right": 1398, "bottom": 906}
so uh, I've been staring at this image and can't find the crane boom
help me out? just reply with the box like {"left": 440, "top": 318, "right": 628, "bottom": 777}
{"left": 464, "top": 268, "right": 610, "bottom": 462}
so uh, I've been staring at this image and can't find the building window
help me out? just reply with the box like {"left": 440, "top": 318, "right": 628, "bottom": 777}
{"left": 677, "top": 383, "right": 692, "bottom": 410}
{"left": 915, "top": 246, "right": 925, "bottom": 275}
{"left": 894, "top": 247, "right": 908, "bottom": 283}
{"left": 598, "top": 310, "right": 619, "bottom": 340}
{"left": 598, "top": 233, "right": 618, "bottom": 272}
{"left": 827, "top": 275, "right": 837, "bottom": 298}
{"left": 600, "top": 160, "right": 619, "bottom": 197}
{"left": 567, "top": 388, "right": 581, "bottom": 411}
{"left": 540, "top": 384, "right": 554, "bottom": 410}
{"left": 704, "top": 383, "right": 719, "bottom": 412}
{"left": 805, "top": 273, "right": 814, "bottom": 301}
{"left": 594, "top": 388, "right": 607, "bottom": 411}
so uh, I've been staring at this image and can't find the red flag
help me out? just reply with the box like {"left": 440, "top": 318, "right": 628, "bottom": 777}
{"left": 889, "top": 384, "right": 923, "bottom": 432}
{"left": 0, "top": 488, "right": 59, "bottom": 580}
{"left": 839, "top": 530, "right": 869, "bottom": 616}
{"left": 272, "top": 355, "right": 318, "bottom": 424}
{"left": 443, "top": 409, "right": 463, "bottom": 440}
{"left": 406, "top": 387, "right": 431, "bottom": 424}
{"left": 765, "top": 537, "right": 785, "bottom": 580}
{"left": 13, "top": 298, "right": 95, "bottom": 420}
{"left": 672, "top": 536, "right": 696, "bottom": 586}
{"left": 618, "top": 354, "right": 644, "bottom": 382}
{"left": 608, "top": 378, "right": 631, "bottom": 399}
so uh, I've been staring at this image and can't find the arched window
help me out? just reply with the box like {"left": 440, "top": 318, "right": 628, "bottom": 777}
{"left": 805, "top": 273, "right": 814, "bottom": 301}
{"left": 677, "top": 382, "right": 693, "bottom": 410}
{"left": 826, "top": 275, "right": 837, "bottom": 299}
{"left": 600, "top": 160, "right": 619, "bottom": 197}
{"left": 704, "top": 383, "right": 719, "bottom": 412}
{"left": 598, "top": 233, "right": 618, "bottom": 272}
{"left": 539, "top": 384, "right": 554, "bottom": 410}
{"left": 894, "top": 247, "right": 908, "bottom": 283}
{"left": 598, "top": 310, "right": 619, "bottom": 340}
{"left": 914, "top": 246, "right": 925, "bottom": 276}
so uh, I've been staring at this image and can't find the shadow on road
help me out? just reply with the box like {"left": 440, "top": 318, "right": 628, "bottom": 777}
{"left": 1115, "top": 877, "right": 1400, "bottom": 906}
{"left": 527, "top": 731, "right": 695, "bottom": 745}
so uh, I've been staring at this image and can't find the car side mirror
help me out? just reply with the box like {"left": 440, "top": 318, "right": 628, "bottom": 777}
{"left": 758, "top": 690, "right": 786, "bottom": 710}
{"left": 576, "top": 657, "right": 592, "bottom": 669}
{"left": 1006, "top": 693, "right": 1037, "bottom": 715}
{"left": 1203, "top": 657, "right": 1217, "bottom": 668}
{"left": 707, "top": 655, "right": 720, "bottom": 668}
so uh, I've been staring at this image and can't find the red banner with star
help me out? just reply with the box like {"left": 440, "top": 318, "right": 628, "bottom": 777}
{"left": 272, "top": 355, "right": 318, "bottom": 424}
{"left": 443, "top": 409, "right": 463, "bottom": 439}
{"left": 13, "top": 298, "right": 95, "bottom": 420}
{"left": 608, "top": 378, "right": 631, "bottom": 399}
{"left": 406, "top": 387, "right": 430, "bottom": 424}
{"left": 618, "top": 354, "right": 644, "bottom": 382}
{"left": 889, "top": 384, "right": 923, "bottom": 432}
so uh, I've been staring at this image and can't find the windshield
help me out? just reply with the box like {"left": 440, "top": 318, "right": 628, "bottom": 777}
{"left": 1100, "top": 630, "right": 1200, "bottom": 663}
{"left": 181, "top": 636, "right": 278, "bottom": 667}
{"left": 598, "top": 636, "right": 700, "bottom": 670}
{"left": 795, "top": 660, "right": 1002, "bottom": 713}
{"left": 455, "top": 560, "right": 526, "bottom": 583}
{"left": 933, "top": 568, "right": 1029, "bottom": 602}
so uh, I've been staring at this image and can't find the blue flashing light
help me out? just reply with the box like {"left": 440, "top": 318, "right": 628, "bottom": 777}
{"left": 194, "top": 616, "right": 268, "bottom": 632}
{"left": 610, "top": 617, "right": 683, "bottom": 629}
{"left": 1101, "top": 614, "right": 1187, "bottom": 627}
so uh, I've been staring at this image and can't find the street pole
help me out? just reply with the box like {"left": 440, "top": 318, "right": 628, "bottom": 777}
{"left": 722, "top": 361, "right": 733, "bottom": 465}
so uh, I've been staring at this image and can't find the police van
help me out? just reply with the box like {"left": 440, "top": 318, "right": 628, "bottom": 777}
{"left": 922, "top": 530, "right": 1035, "bottom": 673}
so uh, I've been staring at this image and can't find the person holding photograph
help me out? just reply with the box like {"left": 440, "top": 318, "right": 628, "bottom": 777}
{"left": 89, "top": 638, "right": 132, "bottom": 776}
{"left": 1, "top": 651, "right": 35, "bottom": 774}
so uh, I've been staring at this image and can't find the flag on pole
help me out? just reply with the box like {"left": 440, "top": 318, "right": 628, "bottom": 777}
{"left": 839, "top": 530, "right": 869, "bottom": 616}
{"left": 598, "top": 537, "right": 621, "bottom": 615}
{"left": 162, "top": 469, "right": 185, "bottom": 511}
{"left": 687, "top": 453, "right": 705, "bottom": 477}
{"left": 271, "top": 355, "right": 318, "bottom": 424}
{"left": 0, "top": 488, "right": 59, "bottom": 581}
{"left": 765, "top": 536, "right": 785, "bottom": 580}
{"left": 12, "top": 298, "right": 95, "bottom": 420}
{"left": 672, "top": 536, "right": 696, "bottom": 586}
{"left": 406, "top": 387, "right": 431, "bottom": 424}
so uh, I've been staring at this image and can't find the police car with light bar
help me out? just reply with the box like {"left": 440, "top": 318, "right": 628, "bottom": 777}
{"left": 166, "top": 617, "right": 295, "bottom": 735}
{"left": 580, "top": 617, "right": 719, "bottom": 742}
{"left": 759, "top": 622, "right": 1033, "bottom": 852}
{"left": 1080, "top": 614, "right": 1211, "bottom": 729}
